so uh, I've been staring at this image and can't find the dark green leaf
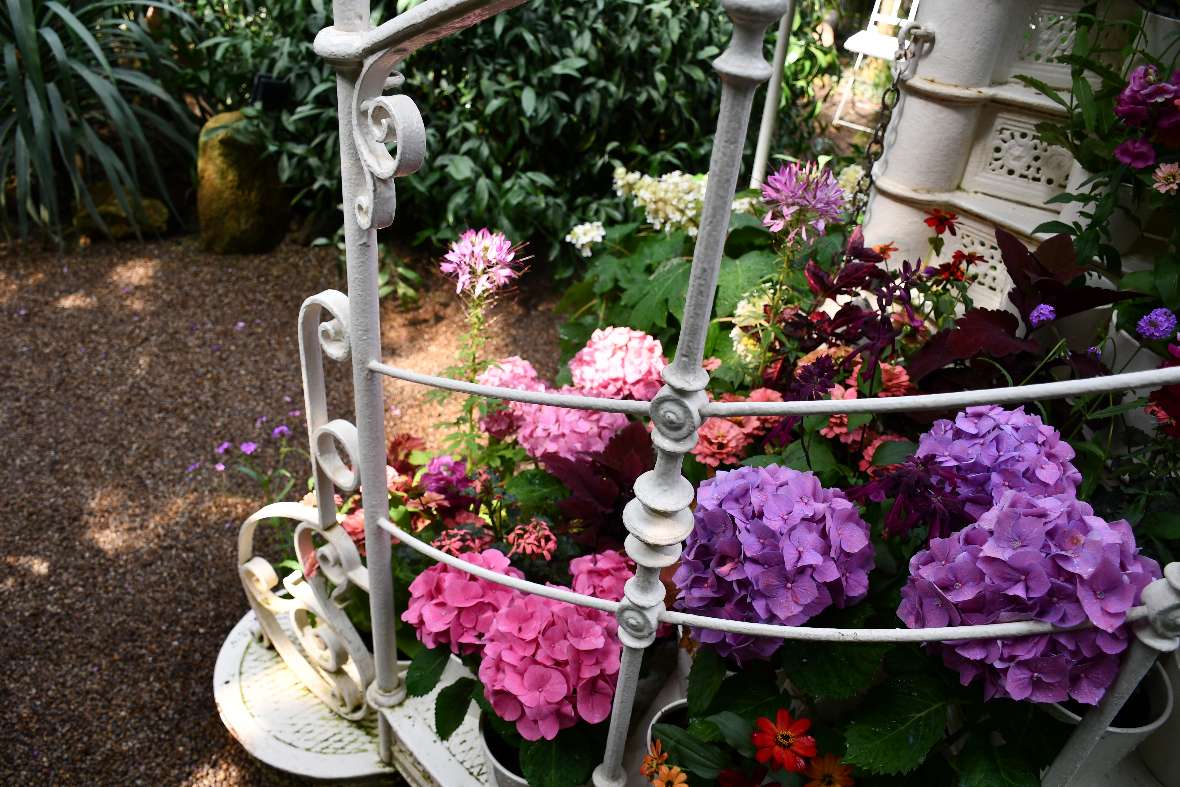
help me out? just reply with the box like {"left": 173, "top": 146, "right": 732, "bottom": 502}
{"left": 519, "top": 728, "right": 599, "bottom": 787}
{"left": 687, "top": 648, "right": 726, "bottom": 716}
{"left": 872, "top": 439, "right": 916, "bottom": 466}
{"left": 434, "top": 677, "right": 477, "bottom": 740}
{"left": 843, "top": 676, "right": 948, "bottom": 775}
{"left": 778, "top": 641, "right": 891, "bottom": 700}
{"left": 405, "top": 645, "right": 451, "bottom": 697}
{"left": 652, "top": 724, "right": 728, "bottom": 779}
{"left": 958, "top": 738, "right": 1039, "bottom": 787}
{"left": 503, "top": 469, "right": 567, "bottom": 514}
{"left": 715, "top": 250, "right": 779, "bottom": 316}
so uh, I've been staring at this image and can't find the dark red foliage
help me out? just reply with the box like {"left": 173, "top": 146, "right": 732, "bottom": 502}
{"left": 907, "top": 309, "right": 1040, "bottom": 382}
{"left": 387, "top": 432, "right": 426, "bottom": 475}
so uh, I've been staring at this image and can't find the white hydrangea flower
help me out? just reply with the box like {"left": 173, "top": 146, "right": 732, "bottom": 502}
{"left": 729, "top": 286, "right": 772, "bottom": 368}
{"left": 613, "top": 168, "right": 708, "bottom": 236}
{"left": 565, "top": 221, "right": 606, "bottom": 257}
{"left": 731, "top": 195, "right": 759, "bottom": 216}
{"left": 836, "top": 163, "right": 865, "bottom": 199}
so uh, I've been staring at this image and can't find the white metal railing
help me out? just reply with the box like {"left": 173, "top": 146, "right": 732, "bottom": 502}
{"left": 235, "top": 1, "right": 1180, "bottom": 786}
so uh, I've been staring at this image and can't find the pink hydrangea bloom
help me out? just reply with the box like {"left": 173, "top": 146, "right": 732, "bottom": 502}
{"left": 479, "top": 594, "right": 622, "bottom": 740}
{"left": 440, "top": 228, "right": 524, "bottom": 297}
{"left": 692, "top": 417, "right": 752, "bottom": 468}
{"left": 569, "top": 327, "right": 667, "bottom": 400}
{"left": 402, "top": 549, "right": 524, "bottom": 655}
{"left": 570, "top": 550, "right": 635, "bottom": 601}
{"left": 507, "top": 519, "right": 558, "bottom": 560}
{"left": 514, "top": 388, "right": 628, "bottom": 460}
{"left": 476, "top": 356, "right": 547, "bottom": 439}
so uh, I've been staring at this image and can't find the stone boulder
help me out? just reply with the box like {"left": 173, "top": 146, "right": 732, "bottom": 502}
{"left": 197, "top": 111, "right": 288, "bottom": 254}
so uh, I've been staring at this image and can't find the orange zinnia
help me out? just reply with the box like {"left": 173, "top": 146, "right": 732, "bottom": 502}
{"left": 751, "top": 709, "right": 817, "bottom": 772}
{"left": 651, "top": 764, "right": 689, "bottom": 787}
{"left": 641, "top": 740, "right": 668, "bottom": 778}
{"left": 805, "top": 753, "right": 855, "bottom": 787}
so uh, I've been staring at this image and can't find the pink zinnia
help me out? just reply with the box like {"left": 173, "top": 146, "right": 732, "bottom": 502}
{"left": 761, "top": 161, "right": 846, "bottom": 243}
{"left": 846, "top": 361, "right": 913, "bottom": 398}
{"left": 568, "top": 327, "right": 667, "bottom": 400}
{"left": 820, "top": 384, "right": 869, "bottom": 445}
{"left": 1154, "top": 162, "right": 1180, "bottom": 194}
{"left": 692, "top": 417, "right": 752, "bottom": 468}
{"left": 440, "top": 228, "right": 524, "bottom": 297}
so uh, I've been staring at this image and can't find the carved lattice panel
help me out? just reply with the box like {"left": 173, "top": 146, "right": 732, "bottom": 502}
{"left": 1009, "top": 0, "right": 1079, "bottom": 88}
{"left": 949, "top": 213, "right": 1017, "bottom": 312}
{"left": 962, "top": 109, "right": 1073, "bottom": 208}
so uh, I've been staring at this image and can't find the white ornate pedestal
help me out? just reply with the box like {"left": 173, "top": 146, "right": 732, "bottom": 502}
{"left": 215, "top": 612, "right": 486, "bottom": 785}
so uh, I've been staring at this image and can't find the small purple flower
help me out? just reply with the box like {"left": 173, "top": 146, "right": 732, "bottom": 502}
{"left": 288, "top": 409, "right": 302, "bottom": 418}
{"left": 234, "top": 320, "right": 246, "bottom": 331}
{"left": 1137, "top": 307, "right": 1177, "bottom": 340}
{"left": 255, "top": 415, "right": 269, "bottom": 428}
{"left": 185, "top": 461, "right": 202, "bottom": 473}
{"left": 239, "top": 441, "right": 259, "bottom": 456}
{"left": 1087, "top": 345, "right": 1101, "bottom": 359}
{"left": 1114, "top": 137, "right": 1157, "bottom": 170}
{"left": 1029, "top": 303, "right": 1056, "bottom": 327}
{"left": 214, "top": 462, "right": 226, "bottom": 472}
{"left": 271, "top": 424, "right": 292, "bottom": 439}
{"left": 215, "top": 441, "right": 232, "bottom": 455}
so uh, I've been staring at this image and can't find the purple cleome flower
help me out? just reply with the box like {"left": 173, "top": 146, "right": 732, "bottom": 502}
{"left": 915, "top": 405, "right": 1082, "bottom": 520}
{"left": 239, "top": 441, "right": 259, "bottom": 456}
{"left": 760, "top": 162, "right": 847, "bottom": 244}
{"left": 440, "top": 228, "right": 523, "bottom": 298}
{"left": 899, "top": 490, "right": 1159, "bottom": 705}
{"left": 1137, "top": 307, "right": 1178, "bottom": 341}
{"left": 672, "top": 465, "right": 874, "bottom": 664}
{"left": 1029, "top": 303, "right": 1056, "bottom": 327}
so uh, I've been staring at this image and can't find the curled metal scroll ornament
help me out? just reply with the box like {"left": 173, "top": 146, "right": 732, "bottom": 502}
{"left": 351, "top": 53, "right": 426, "bottom": 231}
{"left": 238, "top": 502, "right": 376, "bottom": 720}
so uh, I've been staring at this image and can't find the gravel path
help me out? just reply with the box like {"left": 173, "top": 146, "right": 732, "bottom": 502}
{"left": 0, "top": 237, "right": 560, "bottom": 785}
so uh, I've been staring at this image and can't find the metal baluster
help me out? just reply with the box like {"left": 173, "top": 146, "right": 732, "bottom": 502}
{"left": 593, "top": 2, "right": 789, "bottom": 784}
{"left": 749, "top": 0, "right": 796, "bottom": 190}
{"left": 330, "top": 0, "right": 405, "bottom": 763}
{"left": 1042, "top": 566, "right": 1180, "bottom": 787}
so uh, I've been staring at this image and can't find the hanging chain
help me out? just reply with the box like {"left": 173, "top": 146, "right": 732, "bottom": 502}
{"left": 852, "top": 21, "right": 934, "bottom": 217}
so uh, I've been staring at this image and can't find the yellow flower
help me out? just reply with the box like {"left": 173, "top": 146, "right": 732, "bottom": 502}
{"left": 640, "top": 740, "right": 668, "bottom": 778}
{"left": 651, "top": 764, "right": 688, "bottom": 787}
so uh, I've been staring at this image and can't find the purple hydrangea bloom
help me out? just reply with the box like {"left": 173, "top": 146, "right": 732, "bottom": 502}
{"left": 419, "top": 455, "right": 477, "bottom": 511}
{"left": 760, "top": 162, "right": 847, "bottom": 244}
{"left": 898, "top": 491, "right": 1159, "bottom": 705}
{"left": 1029, "top": 303, "right": 1056, "bottom": 327}
{"left": 915, "top": 405, "right": 1082, "bottom": 519}
{"left": 1137, "top": 307, "right": 1178, "bottom": 341}
{"left": 672, "top": 465, "right": 874, "bottom": 663}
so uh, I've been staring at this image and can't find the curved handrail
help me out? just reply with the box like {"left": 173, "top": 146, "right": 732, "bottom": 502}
{"left": 314, "top": 0, "right": 527, "bottom": 63}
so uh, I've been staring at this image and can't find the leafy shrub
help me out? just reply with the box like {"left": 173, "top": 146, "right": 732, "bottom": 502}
{"left": 1, "top": 0, "right": 198, "bottom": 239}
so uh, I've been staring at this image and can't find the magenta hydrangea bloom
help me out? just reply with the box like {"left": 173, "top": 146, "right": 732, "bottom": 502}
{"left": 476, "top": 356, "right": 546, "bottom": 439}
{"left": 402, "top": 549, "right": 524, "bottom": 655}
{"left": 440, "top": 228, "right": 523, "bottom": 297}
{"left": 672, "top": 465, "right": 875, "bottom": 663}
{"left": 568, "top": 327, "right": 667, "bottom": 400}
{"left": 514, "top": 388, "right": 628, "bottom": 460}
{"left": 570, "top": 549, "right": 635, "bottom": 601}
{"left": 898, "top": 491, "right": 1159, "bottom": 704}
{"left": 760, "top": 161, "right": 847, "bottom": 244}
{"left": 479, "top": 594, "right": 622, "bottom": 740}
{"left": 916, "top": 405, "right": 1082, "bottom": 519}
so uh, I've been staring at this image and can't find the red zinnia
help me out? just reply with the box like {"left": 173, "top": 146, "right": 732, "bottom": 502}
{"left": 935, "top": 260, "right": 965, "bottom": 281}
{"left": 751, "top": 709, "right": 817, "bottom": 772}
{"left": 924, "top": 208, "right": 959, "bottom": 236}
{"left": 951, "top": 249, "right": 983, "bottom": 267}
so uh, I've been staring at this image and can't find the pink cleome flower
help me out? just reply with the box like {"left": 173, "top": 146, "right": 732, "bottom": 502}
{"left": 568, "top": 327, "right": 667, "bottom": 401}
{"left": 402, "top": 549, "right": 524, "bottom": 655}
{"left": 440, "top": 228, "right": 524, "bottom": 298}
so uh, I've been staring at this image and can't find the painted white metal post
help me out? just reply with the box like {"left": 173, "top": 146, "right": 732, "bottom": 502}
{"left": 593, "top": 2, "right": 789, "bottom": 785}
{"left": 330, "top": 0, "right": 405, "bottom": 763}
{"left": 749, "top": 0, "right": 796, "bottom": 190}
